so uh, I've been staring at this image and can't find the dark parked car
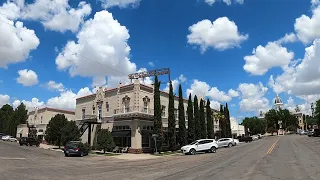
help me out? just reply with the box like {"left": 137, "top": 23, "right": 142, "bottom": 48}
{"left": 64, "top": 141, "right": 89, "bottom": 157}
{"left": 19, "top": 137, "right": 40, "bottom": 147}
{"left": 313, "top": 129, "right": 320, "bottom": 137}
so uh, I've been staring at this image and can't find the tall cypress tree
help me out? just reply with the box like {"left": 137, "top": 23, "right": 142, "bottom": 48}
{"left": 168, "top": 81, "right": 176, "bottom": 151}
{"left": 220, "top": 104, "right": 225, "bottom": 138}
{"left": 153, "top": 76, "right": 163, "bottom": 152}
{"left": 225, "top": 103, "right": 231, "bottom": 137}
{"left": 178, "top": 84, "right": 187, "bottom": 146}
{"left": 199, "top": 99, "right": 206, "bottom": 139}
{"left": 206, "top": 100, "right": 214, "bottom": 139}
{"left": 194, "top": 95, "right": 200, "bottom": 140}
{"left": 187, "top": 94, "right": 195, "bottom": 143}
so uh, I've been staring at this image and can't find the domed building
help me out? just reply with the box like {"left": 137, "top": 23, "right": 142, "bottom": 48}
{"left": 273, "top": 94, "right": 285, "bottom": 135}
{"left": 273, "top": 94, "right": 283, "bottom": 111}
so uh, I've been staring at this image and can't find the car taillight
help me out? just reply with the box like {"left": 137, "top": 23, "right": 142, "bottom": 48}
{"left": 75, "top": 147, "right": 80, "bottom": 151}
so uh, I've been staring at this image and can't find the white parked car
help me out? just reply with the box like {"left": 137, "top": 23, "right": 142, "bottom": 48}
{"left": 181, "top": 139, "right": 218, "bottom": 155}
{"left": 251, "top": 135, "right": 259, "bottom": 141}
{"left": 2, "top": 135, "right": 17, "bottom": 142}
{"left": 217, "top": 138, "right": 236, "bottom": 148}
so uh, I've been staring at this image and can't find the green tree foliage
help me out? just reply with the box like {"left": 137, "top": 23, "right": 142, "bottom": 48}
{"left": 242, "top": 117, "right": 266, "bottom": 135}
{"left": 0, "top": 103, "right": 28, "bottom": 136}
{"left": 0, "top": 104, "right": 14, "bottom": 135}
{"left": 45, "top": 114, "right": 68, "bottom": 147}
{"left": 11, "top": 103, "right": 28, "bottom": 136}
{"left": 178, "top": 84, "right": 187, "bottom": 146}
{"left": 167, "top": 81, "right": 176, "bottom": 151}
{"left": 187, "top": 93, "right": 195, "bottom": 143}
{"left": 61, "top": 121, "right": 81, "bottom": 146}
{"left": 219, "top": 104, "right": 225, "bottom": 138}
{"left": 315, "top": 100, "right": 320, "bottom": 125}
{"left": 199, "top": 99, "right": 206, "bottom": 139}
{"left": 194, "top": 95, "right": 200, "bottom": 140}
{"left": 224, "top": 103, "right": 231, "bottom": 137}
{"left": 97, "top": 129, "right": 115, "bottom": 153}
{"left": 265, "top": 109, "right": 279, "bottom": 135}
{"left": 153, "top": 76, "right": 163, "bottom": 152}
{"left": 206, "top": 100, "right": 214, "bottom": 139}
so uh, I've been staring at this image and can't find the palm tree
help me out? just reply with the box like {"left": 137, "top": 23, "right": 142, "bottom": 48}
{"left": 213, "top": 112, "right": 225, "bottom": 139}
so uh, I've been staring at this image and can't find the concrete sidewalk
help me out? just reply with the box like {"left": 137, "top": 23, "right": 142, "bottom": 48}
{"left": 112, "top": 153, "right": 161, "bottom": 160}
{"left": 39, "top": 143, "right": 63, "bottom": 152}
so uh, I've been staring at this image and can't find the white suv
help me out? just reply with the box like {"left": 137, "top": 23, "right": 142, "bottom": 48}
{"left": 181, "top": 139, "right": 218, "bottom": 155}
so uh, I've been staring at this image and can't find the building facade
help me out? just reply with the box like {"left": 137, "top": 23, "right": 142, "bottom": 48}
{"left": 76, "top": 81, "right": 219, "bottom": 153}
{"left": 16, "top": 107, "right": 75, "bottom": 140}
{"left": 230, "top": 118, "right": 245, "bottom": 137}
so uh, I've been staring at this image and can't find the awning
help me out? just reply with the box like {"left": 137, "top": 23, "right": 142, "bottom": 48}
{"left": 17, "top": 129, "right": 23, "bottom": 134}
{"left": 37, "top": 132, "right": 44, "bottom": 136}
{"left": 111, "top": 130, "right": 131, "bottom": 137}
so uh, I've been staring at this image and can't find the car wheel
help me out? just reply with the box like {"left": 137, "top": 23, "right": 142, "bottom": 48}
{"left": 228, "top": 143, "right": 233, "bottom": 148}
{"left": 80, "top": 152, "right": 84, "bottom": 157}
{"left": 65, "top": 153, "right": 69, "bottom": 157}
{"left": 189, "top": 148, "right": 196, "bottom": 155}
{"left": 36, "top": 144, "right": 39, "bottom": 147}
{"left": 210, "top": 146, "right": 216, "bottom": 153}
{"left": 19, "top": 144, "right": 23, "bottom": 146}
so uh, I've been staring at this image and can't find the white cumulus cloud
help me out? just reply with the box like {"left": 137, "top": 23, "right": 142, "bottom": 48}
{"left": 0, "top": 94, "right": 10, "bottom": 107}
{"left": 243, "top": 42, "right": 294, "bottom": 75}
{"left": 16, "top": 69, "right": 39, "bottom": 86}
{"left": 46, "top": 81, "right": 65, "bottom": 92}
{"left": 187, "top": 17, "right": 248, "bottom": 53}
{"left": 21, "top": 0, "right": 91, "bottom": 33}
{"left": 56, "top": 10, "right": 136, "bottom": 88}
{"left": 99, "top": 0, "right": 141, "bottom": 8}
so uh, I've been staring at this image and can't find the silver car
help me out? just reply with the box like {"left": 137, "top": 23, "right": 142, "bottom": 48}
{"left": 217, "top": 138, "right": 236, "bottom": 148}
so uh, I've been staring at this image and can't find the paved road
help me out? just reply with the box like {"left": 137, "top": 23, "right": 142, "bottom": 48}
{"left": 1, "top": 135, "right": 320, "bottom": 180}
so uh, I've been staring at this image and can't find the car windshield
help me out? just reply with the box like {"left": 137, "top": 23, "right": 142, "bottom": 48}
{"left": 66, "top": 142, "right": 79, "bottom": 148}
{"left": 189, "top": 141, "right": 198, "bottom": 145}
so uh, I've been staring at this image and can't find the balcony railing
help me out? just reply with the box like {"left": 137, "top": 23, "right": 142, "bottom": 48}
{"left": 114, "top": 106, "right": 154, "bottom": 115}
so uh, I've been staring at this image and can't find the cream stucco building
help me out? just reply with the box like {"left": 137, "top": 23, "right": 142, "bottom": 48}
{"left": 16, "top": 107, "right": 75, "bottom": 140}
{"left": 76, "top": 81, "right": 219, "bottom": 153}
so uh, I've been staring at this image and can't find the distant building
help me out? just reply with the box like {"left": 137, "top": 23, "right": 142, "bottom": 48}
{"left": 230, "top": 118, "right": 245, "bottom": 137}
{"left": 75, "top": 81, "right": 220, "bottom": 153}
{"left": 16, "top": 107, "right": 75, "bottom": 140}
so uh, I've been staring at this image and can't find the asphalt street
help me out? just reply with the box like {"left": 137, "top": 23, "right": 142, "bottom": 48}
{"left": 1, "top": 135, "right": 320, "bottom": 180}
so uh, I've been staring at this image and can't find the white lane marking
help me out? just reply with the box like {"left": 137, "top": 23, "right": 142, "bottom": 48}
{"left": 0, "top": 157, "right": 26, "bottom": 160}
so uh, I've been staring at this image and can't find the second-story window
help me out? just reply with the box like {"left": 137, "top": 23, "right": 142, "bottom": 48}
{"left": 144, "top": 102, "right": 148, "bottom": 113}
{"left": 185, "top": 111, "right": 188, "bottom": 121}
{"left": 98, "top": 106, "right": 102, "bottom": 120}
{"left": 162, "top": 106, "right": 166, "bottom": 117}
{"left": 106, "top": 102, "right": 109, "bottom": 112}
{"left": 143, "top": 96, "right": 150, "bottom": 113}
{"left": 41, "top": 116, "right": 43, "bottom": 124}
{"left": 92, "top": 105, "right": 95, "bottom": 115}
{"left": 174, "top": 109, "right": 178, "bottom": 120}
{"left": 123, "top": 95, "right": 130, "bottom": 113}
{"left": 82, "top": 109, "right": 86, "bottom": 120}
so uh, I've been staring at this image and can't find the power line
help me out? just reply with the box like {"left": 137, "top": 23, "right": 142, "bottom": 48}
{"left": 0, "top": 13, "right": 128, "bottom": 77}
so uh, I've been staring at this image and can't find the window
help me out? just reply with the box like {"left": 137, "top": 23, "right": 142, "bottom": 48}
{"left": 162, "top": 106, "right": 166, "bottom": 117}
{"left": 174, "top": 109, "right": 178, "bottom": 120}
{"left": 112, "top": 125, "right": 131, "bottom": 131}
{"left": 82, "top": 109, "right": 86, "bottom": 120}
{"left": 144, "top": 101, "right": 148, "bottom": 113}
{"left": 40, "top": 116, "right": 43, "bottom": 124}
{"left": 142, "top": 136, "right": 151, "bottom": 148}
{"left": 92, "top": 105, "right": 95, "bottom": 115}
{"left": 142, "top": 126, "right": 153, "bottom": 130}
{"left": 124, "top": 101, "right": 130, "bottom": 113}
{"left": 98, "top": 106, "right": 102, "bottom": 120}
{"left": 185, "top": 111, "right": 188, "bottom": 120}
{"left": 106, "top": 102, "right": 109, "bottom": 112}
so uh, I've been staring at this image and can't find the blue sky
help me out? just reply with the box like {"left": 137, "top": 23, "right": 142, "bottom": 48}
{"left": 1, "top": 0, "right": 320, "bottom": 122}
